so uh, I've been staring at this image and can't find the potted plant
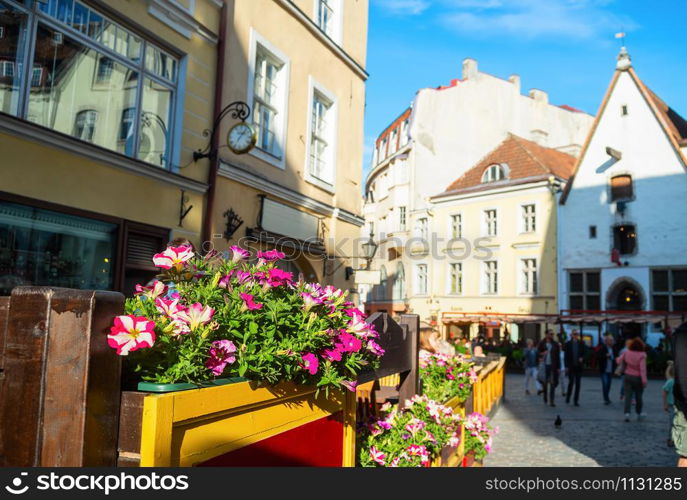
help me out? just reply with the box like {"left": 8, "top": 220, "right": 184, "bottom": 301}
{"left": 111, "top": 245, "right": 384, "bottom": 466}
{"left": 358, "top": 395, "right": 462, "bottom": 467}
{"left": 462, "top": 412, "right": 498, "bottom": 467}
{"left": 109, "top": 245, "right": 383, "bottom": 392}
{"left": 420, "top": 351, "right": 477, "bottom": 406}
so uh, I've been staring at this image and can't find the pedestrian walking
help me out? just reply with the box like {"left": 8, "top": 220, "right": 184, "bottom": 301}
{"left": 564, "top": 329, "right": 586, "bottom": 406}
{"left": 537, "top": 330, "right": 560, "bottom": 407}
{"left": 617, "top": 337, "right": 647, "bottom": 422}
{"left": 559, "top": 335, "right": 567, "bottom": 398}
{"left": 597, "top": 334, "right": 616, "bottom": 405}
{"left": 618, "top": 338, "right": 631, "bottom": 401}
{"left": 523, "top": 338, "right": 540, "bottom": 395}
{"left": 672, "top": 323, "right": 687, "bottom": 467}
{"left": 663, "top": 361, "right": 675, "bottom": 448}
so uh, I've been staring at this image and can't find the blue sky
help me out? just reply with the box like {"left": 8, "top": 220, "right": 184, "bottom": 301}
{"left": 363, "top": 0, "right": 687, "bottom": 172}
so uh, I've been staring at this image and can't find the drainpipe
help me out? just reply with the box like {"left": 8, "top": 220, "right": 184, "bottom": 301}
{"left": 201, "top": 0, "right": 228, "bottom": 246}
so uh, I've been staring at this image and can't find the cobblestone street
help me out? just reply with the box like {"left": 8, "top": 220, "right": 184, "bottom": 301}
{"left": 484, "top": 373, "right": 679, "bottom": 467}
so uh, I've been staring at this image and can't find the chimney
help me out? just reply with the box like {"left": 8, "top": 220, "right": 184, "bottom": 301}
{"left": 462, "top": 58, "right": 478, "bottom": 80}
{"left": 529, "top": 89, "right": 548, "bottom": 104}
{"left": 508, "top": 74, "right": 521, "bottom": 93}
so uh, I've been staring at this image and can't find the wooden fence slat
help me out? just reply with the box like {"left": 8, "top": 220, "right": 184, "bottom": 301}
{"left": 0, "top": 287, "right": 124, "bottom": 467}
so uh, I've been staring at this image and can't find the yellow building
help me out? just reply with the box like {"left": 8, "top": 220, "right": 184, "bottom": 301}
{"left": 207, "top": 0, "right": 368, "bottom": 291}
{"left": 0, "top": 0, "right": 220, "bottom": 294}
{"left": 419, "top": 135, "right": 574, "bottom": 341}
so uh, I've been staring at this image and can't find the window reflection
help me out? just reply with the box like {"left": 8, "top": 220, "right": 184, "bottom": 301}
{"left": 138, "top": 78, "right": 171, "bottom": 167}
{"left": 0, "top": 1, "right": 28, "bottom": 116}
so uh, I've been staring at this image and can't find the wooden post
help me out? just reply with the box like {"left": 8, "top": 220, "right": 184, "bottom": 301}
{"left": 0, "top": 287, "right": 124, "bottom": 466}
{"left": 397, "top": 314, "right": 420, "bottom": 407}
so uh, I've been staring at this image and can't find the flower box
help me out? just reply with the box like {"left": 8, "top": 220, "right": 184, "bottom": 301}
{"left": 118, "top": 380, "right": 357, "bottom": 467}
{"left": 137, "top": 377, "right": 247, "bottom": 393}
{"left": 436, "top": 395, "right": 466, "bottom": 467}
{"left": 462, "top": 450, "right": 483, "bottom": 467}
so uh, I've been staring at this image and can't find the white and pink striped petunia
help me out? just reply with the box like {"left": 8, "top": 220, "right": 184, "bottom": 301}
{"left": 174, "top": 302, "right": 214, "bottom": 331}
{"left": 152, "top": 245, "right": 194, "bottom": 270}
{"left": 108, "top": 315, "right": 156, "bottom": 356}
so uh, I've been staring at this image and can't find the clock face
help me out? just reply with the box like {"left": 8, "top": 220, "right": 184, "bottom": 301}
{"left": 227, "top": 122, "right": 256, "bottom": 154}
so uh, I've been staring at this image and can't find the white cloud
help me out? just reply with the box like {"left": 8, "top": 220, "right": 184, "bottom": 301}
{"left": 437, "top": 0, "right": 638, "bottom": 40}
{"left": 375, "top": 0, "right": 431, "bottom": 15}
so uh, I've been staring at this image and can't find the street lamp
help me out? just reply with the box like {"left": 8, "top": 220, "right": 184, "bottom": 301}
{"left": 361, "top": 231, "right": 378, "bottom": 269}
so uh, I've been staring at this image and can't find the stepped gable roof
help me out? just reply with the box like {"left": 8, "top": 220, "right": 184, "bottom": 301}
{"left": 434, "top": 134, "right": 575, "bottom": 198}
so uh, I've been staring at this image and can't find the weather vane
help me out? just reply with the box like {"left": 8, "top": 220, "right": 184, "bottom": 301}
{"left": 615, "top": 30, "right": 626, "bottom": 48}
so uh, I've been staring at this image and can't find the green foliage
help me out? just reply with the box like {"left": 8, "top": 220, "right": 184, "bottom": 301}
{"left": 420, "top": 351, "right": 477, "bottom": 404}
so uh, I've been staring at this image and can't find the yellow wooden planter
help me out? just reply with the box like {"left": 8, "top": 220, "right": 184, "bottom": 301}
{"left": 120, "top": 380, "right": 357, "bottom": 467}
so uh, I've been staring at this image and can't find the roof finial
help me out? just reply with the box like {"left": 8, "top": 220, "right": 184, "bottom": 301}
{"left": 615, "top": 31, "right": 631, "bottom": 70}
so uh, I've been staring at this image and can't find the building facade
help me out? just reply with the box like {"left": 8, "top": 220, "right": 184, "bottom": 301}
{"left": 0, "top": 0, "right": 221, "bottom": 295}
{"left": 429, "top": 135, "right": 574, "bottom": 341}
{"left": 558, "top": 49, "right": 687, "bottom": 346}
{"left": 209, "top": 0, "right": 368, "bottom": 291}
{"left": 363, "top": 58, "right": 594, "bottom": 325}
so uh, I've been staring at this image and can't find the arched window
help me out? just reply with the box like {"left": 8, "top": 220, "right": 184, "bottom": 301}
{"left": 392, "top": 263, "right": 405, "bottom": 300}
{"left": 482, "top": 164, "right": 507, "bottom": 183}
{"left": 376, "top": 265, "right": 388, "bottom": 300}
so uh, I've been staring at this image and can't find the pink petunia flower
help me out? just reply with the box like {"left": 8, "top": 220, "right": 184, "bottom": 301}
{"left": 229, "top": 245, "right": 250, "bottom": 263}
{"left": 108, "top": 315, "right": 156, "bottom": 356}
{"left": 267, "top": 268, "right": 293, "bottom": 286}
{"left": 366, "top": 339, "right": 385, "bottom": 357}
{"left": 155, "top": 297, "right": 185, "bottom": 317}
{"left": 206, "top": 339, "right": 237, "bottom": 376}
{"left": 240, "top": 293, "right": 263, "bottom": 311}
{"left": 174, "top": 302, "right": 214, "bottom": 331}
{"left": 301, "top": 292, "right": 323, "bottom": 312}
{"left": 134, "top": 280, "right": 168, "bottom": 300}
{"left": 341, "top": 380, "right": 358, "bottom": 392}
{"left": 152, "top": 245, "right": 194, "bottom": 270}
{"left": 369, "top": 446, "right": 386, "bottom": 466}
{"left": 300, "top": 353, "right": 319, "bottom": 375}
{"left": 336, "top": 332, "right": 362, "bottom": 353}
{"left": 257, "top": 249, "right": 285, "bottom": 262}
{"left": 322, "top": 347, "right": 343, "bottom": 362}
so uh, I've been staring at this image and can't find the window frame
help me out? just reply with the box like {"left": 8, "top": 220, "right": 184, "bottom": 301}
{"left": 651, "top": 268, "right": 687, "bottom": 312}
{"left": 313, "top": 0, "right": 343, "bottom": 44}
{"left": 612, "top": 223, "right": 637, "bottom": 256}
{"left": 247, "top": 29, "right": 290, "bottom": 169}
{"left": 449, "top": 213, "right": 462, "bottom": 239}
{"left": 483, "top": 208, "right": 498, "bottom": 237}
{"left": 416, "top": 216, "right": 428, "bottom": 240}
{"left": 415, "top": 262, "right": 428, "bottom": 296}
{"left": 520, "top": 203, "right": 536, "bottom": 233}
{"left": 3, "top": 0, "right": 182, "bottom": 170}
{"left": 568, "top": 270, "right": 601, "bottom": 311}
{"left": 398, "top": 206, "right": 407, "bottom": 232}
{"left": 520, "top": 257, "right": 538, "bottom": 295}
{"left": 448, "top": 262, "right": 463, "bottom": 295}
{"left": 609, "top": 173, "right": 634, "bottom": 202}
{"left": 482, "top": 260, "right": 498, "bottom": 295}
{"left": 482, "top": 163, "right": 507, "bottom": 183}
{"left": 304, "top": 76, "right": 338, "bottom": 192}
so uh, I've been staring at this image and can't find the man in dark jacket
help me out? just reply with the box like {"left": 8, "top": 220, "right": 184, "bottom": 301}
{"left": 564, "top": 330, "right": 587, "bottom": 406}
{"left": 597, "top": 334, "right": 616, "bottom": 405}
{"left": 673, "top": 323, "right": 687, "bottom": 467}
{"left": 538, "top": 329, "right": 561, "bottom": 407}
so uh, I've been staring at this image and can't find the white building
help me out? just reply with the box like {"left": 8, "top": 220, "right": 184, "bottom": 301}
{"left": 362, "top": 58, "right": 594, "bottom": 325}
{"left": 558, "top": 48, "right": 687, "bottom": 346}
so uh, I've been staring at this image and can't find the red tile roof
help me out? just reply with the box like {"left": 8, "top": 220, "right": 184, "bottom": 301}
{"left": 436, "top": 134, "right": 576, "bottom": 197}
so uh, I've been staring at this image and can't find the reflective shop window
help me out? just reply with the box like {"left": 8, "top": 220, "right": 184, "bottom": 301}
{"left": 0, "top": 201, "right": 117, "bottom": 295}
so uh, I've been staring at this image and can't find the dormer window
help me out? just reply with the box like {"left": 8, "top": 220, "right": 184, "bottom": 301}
{"left": 482, "top": 164, "right": 507, "bottom": 183}
{"left": 610, "top": 174, "right": 633, "bottom": 202}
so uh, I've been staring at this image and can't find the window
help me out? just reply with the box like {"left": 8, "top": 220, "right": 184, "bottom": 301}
{"left": 381, "top": 138, "right": 388, "bottom": 159}
{"left": 316, "top": 0, "right": 334, "bottom": 37}
{"left": 613, "top": 224, "right": 637, "bottom": 255}
{"left": 415, "top": 264, "right": 428, "bottom": 295}
{"left": 521, "top": 258, "right": 537, "bottom": 295}
{"left": 389, "top": 129, "right": 397, "bottom": 155}
{"left": 652, "top": 269, "right": 687, "bottom": 312}
{"left": 483, "top": 261, "right": 498, "bottom": 294}
{"left": 0, "top": 200, "right": 117, "bottom": 296}
{"left": 6, "top": 1, "right": 178, "bottom": 168}
{"left": 252, "top": 44, "right": 286, "bottom": 160}
{"left": 450, "top": 214, "right": 462, "bottom": 239}
{"left": 449, "top": 263, "right": 462, "bottom": 294}
{"left": 400, "top": 118, "right": 409, "bottom": 146}
{"left": 398, "top": 206, "right": 407, "bottom": 231}
{"left": 392, "top": 263, "right": 405, "bottom": 300}
{"left": 484, "top": 209, "right": 497, "bottom": 236}
{"left": 589, "top": 225, "right": 597, "bottom": 239}
{"left": 308, "top": 87, "right": 336, "bottom": 186}
{"left": 482, "top": 164, "right": 506, "bottom": 183}
{"left": 73, "top": 110, "right": 97, "bottom": 142}
{"left": 522, "top": 204, "right": 536, "bottom": 232}
{"left": 569, "top": 271, "right": 600, "bottom": 310}
{"left": 95, "top": 56, "right": 114, "bottom": 83}
{"left": 610, "top": 175, "right": 633, "bottom": 201}
{"left": 621, "top": 105, "right": 628, "bottom": 116}
{"left": 416, "top": 217, "right": 428, "bottom": 240}
{"left": 376, "top": 266, "right": 388, "bottom": 301}
{"left": 1, "top": 61, "right": 13, "bottom": 77}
